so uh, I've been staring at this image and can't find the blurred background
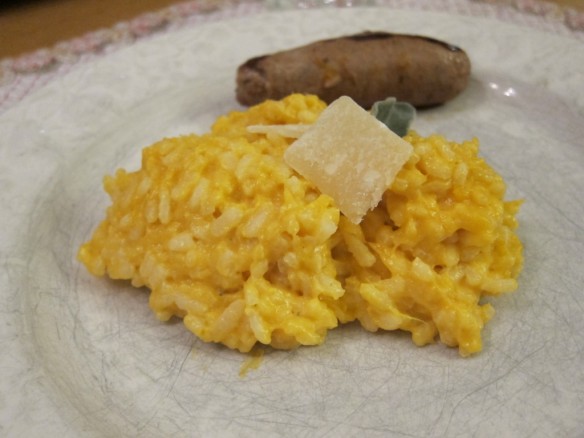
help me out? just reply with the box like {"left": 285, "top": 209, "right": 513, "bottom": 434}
{"left": 1, "top": 0, "right": 583, "bottom": 59}
{"left": 0, "top": 0, "right": 185, "bottom": 59}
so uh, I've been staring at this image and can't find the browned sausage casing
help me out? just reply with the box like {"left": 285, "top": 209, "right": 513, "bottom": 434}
{"left": 236, "top": 32, "right": 471, "bottom": 108}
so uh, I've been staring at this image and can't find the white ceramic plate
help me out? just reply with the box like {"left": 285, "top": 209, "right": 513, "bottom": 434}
{"left": 1, "top": 7, "right": 583, "bottom": 437}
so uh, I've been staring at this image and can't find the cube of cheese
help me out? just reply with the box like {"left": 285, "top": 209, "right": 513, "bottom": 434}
{"left": 284, "top": 96, "right": 413, "bottom": 224}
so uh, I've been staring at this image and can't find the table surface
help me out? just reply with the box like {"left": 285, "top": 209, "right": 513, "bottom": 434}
{"left": 0, "top": 0, "right": 583, "bottom": 60}
{"left": 0, "top": 0, "right": 186, "bottom": 59}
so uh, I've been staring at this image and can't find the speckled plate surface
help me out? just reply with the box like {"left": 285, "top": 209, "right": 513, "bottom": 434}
{"left": 1, "top": 7, "right": 583, "bottom": 437}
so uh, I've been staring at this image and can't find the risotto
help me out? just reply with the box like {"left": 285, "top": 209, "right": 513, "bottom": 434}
{"left": 78, "top": 94, "right": 523, "bottom": 356}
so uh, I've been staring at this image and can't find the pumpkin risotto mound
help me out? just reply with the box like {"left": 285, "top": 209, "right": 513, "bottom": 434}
{"left": 78, "top": 94, "right": 523, "bottom": 356}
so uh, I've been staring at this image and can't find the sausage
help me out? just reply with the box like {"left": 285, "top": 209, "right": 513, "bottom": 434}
{"left": 236, "top": 32, "right": 471, "bottom": 108}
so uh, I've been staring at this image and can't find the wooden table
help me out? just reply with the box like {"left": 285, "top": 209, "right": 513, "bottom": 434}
{"left": 0, "top": 0, "right": 185, "bottom": 59}
{"left": 1, "top": 0, "right": 582, "bottom": 60}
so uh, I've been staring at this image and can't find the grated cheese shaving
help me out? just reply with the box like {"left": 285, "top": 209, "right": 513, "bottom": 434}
{"left": 283, "top": 96, "right": 413, "bottom": 224}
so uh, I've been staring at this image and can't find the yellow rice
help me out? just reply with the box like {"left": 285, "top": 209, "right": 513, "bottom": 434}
{"left": 78, "top": 94, "right": 523, "bottom": 356}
